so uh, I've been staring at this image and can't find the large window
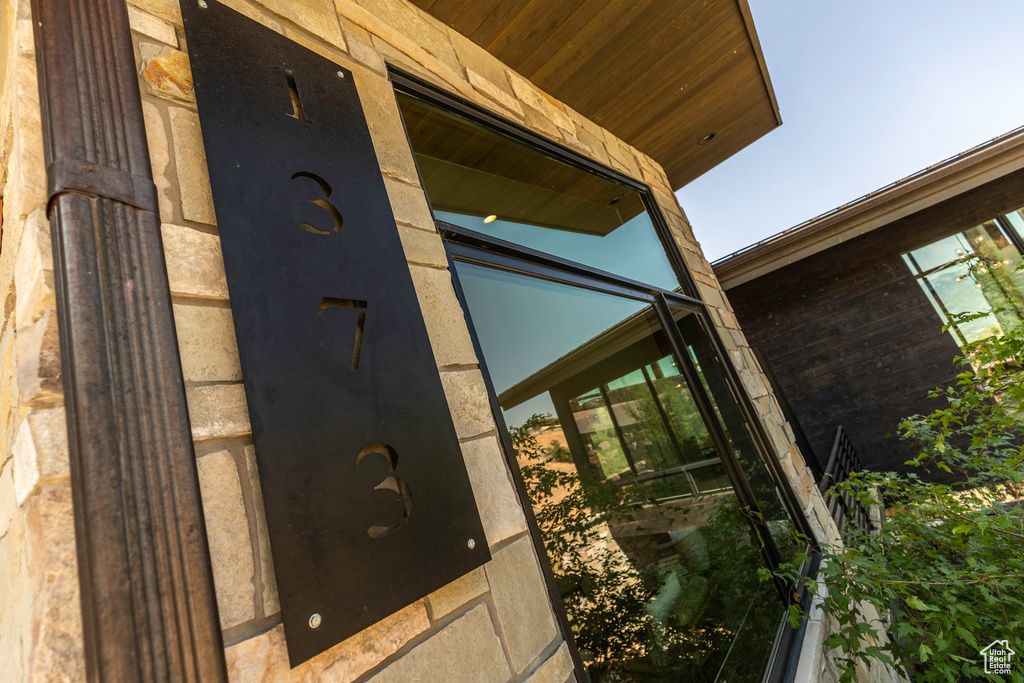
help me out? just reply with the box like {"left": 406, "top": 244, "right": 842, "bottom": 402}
{"left": 903, "top": 212, "right": 1024, "bottom": 347}
{"left": 454, "top": 263, "right": 793, "bottom": 680}
{"left": 396, "top": 93, "right": 681, "bottom": 290}
{"left": 395, "top": 77, "right": 809, "bottom": 682}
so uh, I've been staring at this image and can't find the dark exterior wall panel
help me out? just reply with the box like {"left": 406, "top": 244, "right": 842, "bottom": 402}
{"left": 726, "top": 168, "right": 1024, "bottom": 474}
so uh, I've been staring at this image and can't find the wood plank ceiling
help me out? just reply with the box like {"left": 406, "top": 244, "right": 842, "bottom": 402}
{"left": 409, "top": 0, "right": 780, "bottom": 189}
{"left": 397, "top": 93, "right": 647, "bottom": 234}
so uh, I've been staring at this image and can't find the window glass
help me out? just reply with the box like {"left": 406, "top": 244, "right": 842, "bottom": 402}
{"left": 675, "top": 312, "right": 800, "bottom": 559}
{"left": 903, "top": 218, "right": 1024, "bottom": 347}
{"left": 1002, "top": 208, "right": 1024, "bottom": 236}
{"left": 396, "top": 92, "right": 681, "bottom": 290}
{"left": 455, "top": 261, "right": 782, "bottom": 681}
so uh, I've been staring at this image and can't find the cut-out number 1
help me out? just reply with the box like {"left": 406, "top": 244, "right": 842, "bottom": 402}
{"left": 283, "top": 69, "right": 309, "bottom": 122}
{"left": 319, "top": 297, "right": 366, "bottom": 370}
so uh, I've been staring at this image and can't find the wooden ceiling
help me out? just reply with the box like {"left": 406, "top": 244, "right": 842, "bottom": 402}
{"left": 398, "top": 93, "right": 647, "bottom": 234}
{"left": 409, "top": 0, "right": 780, "bottom": 189}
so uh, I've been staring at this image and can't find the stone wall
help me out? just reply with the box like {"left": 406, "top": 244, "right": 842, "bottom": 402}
{"left": 0, "top": 0, "right": 85, "bottom": 679}
{"left": 794, "top": 569, "right": 904, "bottom": 683}
{"left": 130, "top": 0, "right": 571, "bottom": 679}
{"left": 0, "top": 0, "right": 857, "bottom": 680}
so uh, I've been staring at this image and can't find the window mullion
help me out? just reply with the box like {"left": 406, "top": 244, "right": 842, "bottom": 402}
{"left": 682, "top": 305, "right": 819, "bottom": 546}
{"left": 653, "top": 294, "right": 791, "bottom": 598}
{"left": 446, "top": 240, "right": 660, "bottom": 304}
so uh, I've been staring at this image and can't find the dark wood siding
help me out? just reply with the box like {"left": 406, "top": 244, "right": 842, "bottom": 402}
{"left": 724, "top": 169, "right": 1024, "bottom": 475}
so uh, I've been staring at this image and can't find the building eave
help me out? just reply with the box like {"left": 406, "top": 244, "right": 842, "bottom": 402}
{"left": 411, "top": 0, "right": 781, "bottom": 190}
{"left": 713, "top": 126, "right": 1024, "bottom": 289}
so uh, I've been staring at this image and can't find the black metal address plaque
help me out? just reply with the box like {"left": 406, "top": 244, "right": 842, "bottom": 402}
{"left": 181, "top": 0, "right": 489, "bottom": 665}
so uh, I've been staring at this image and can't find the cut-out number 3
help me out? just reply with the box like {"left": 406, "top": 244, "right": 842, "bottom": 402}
{"left": 356, "top": 443, "right": 412, "bottom": 539}
{"left": 291, "top": 171, "right": 343, "bottom": 235}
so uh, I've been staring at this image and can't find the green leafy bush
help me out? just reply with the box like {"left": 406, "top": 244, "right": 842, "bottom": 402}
{"left": 775, "top": 314, "right": 1024, "bottom": 682}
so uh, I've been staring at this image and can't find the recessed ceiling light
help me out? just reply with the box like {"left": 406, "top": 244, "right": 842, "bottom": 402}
{"left": 483, "top": 215, "right": 497, "bottom": 223}
{"left": 698, "top": 132, "right": 717, "bottom": 145}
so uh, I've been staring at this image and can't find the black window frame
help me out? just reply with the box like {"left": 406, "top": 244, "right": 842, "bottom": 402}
{"left": 389, "top": 65, "right": 818, "bottom": 683}
{"left": 903, "top": 216, "right": 1024, "bottom": 348}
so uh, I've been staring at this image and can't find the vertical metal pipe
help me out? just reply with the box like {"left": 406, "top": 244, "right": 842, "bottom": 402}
{"left": 30, "top": 0, "right": 227, "bottom": 679}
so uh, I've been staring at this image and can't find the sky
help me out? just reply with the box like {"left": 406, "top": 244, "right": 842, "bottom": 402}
{"left": 675, "top": 1, "right": 1024, "bottom": 263}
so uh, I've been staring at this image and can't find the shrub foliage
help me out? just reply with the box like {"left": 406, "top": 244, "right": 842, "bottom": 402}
{"left": 775, "top": 313, "right": 1024, "bottom": 681}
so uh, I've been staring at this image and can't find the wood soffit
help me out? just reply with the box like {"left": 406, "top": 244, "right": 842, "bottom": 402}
{"left": 398, "top": 94, "right": 647, "bottom": 234}
{"left": 409, "top": 0, "right": 782, "bottom": 190}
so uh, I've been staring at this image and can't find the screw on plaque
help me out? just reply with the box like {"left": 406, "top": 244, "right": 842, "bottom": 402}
{"left": 198, "top": 0, "right": 208, "bottom": 7}
{"left": 337, "top": 71, "right": 345, "bottom": 78}
{"left": 466, "top": 538, "right": 476, "bottom": 550}
{"left": 308, "top": 613, "right": 322, "bottom": 629}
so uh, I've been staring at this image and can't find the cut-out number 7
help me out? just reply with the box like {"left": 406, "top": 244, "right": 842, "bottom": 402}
{"left": 319, "top": 297, "right": 367, "bottom": 370}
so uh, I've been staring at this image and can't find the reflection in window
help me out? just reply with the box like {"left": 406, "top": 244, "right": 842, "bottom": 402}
{"left": 675, "top": 313, "right": 799, "bottom": 558}
{"left": 455, "top": 262, "right": 788, "bottom": 682}
{"left": 903, "top": 216, "right": 1024, "bottom": 346}
{"left": 396, "top": 92, "right": 680, "bottom": 290}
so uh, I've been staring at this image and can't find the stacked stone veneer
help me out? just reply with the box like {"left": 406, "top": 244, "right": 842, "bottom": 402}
{"left": 0, "top": 0, "right": 84, "bottom": 678}
{"left": 0, "top": 0, "right": 873, "bottom": 680}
